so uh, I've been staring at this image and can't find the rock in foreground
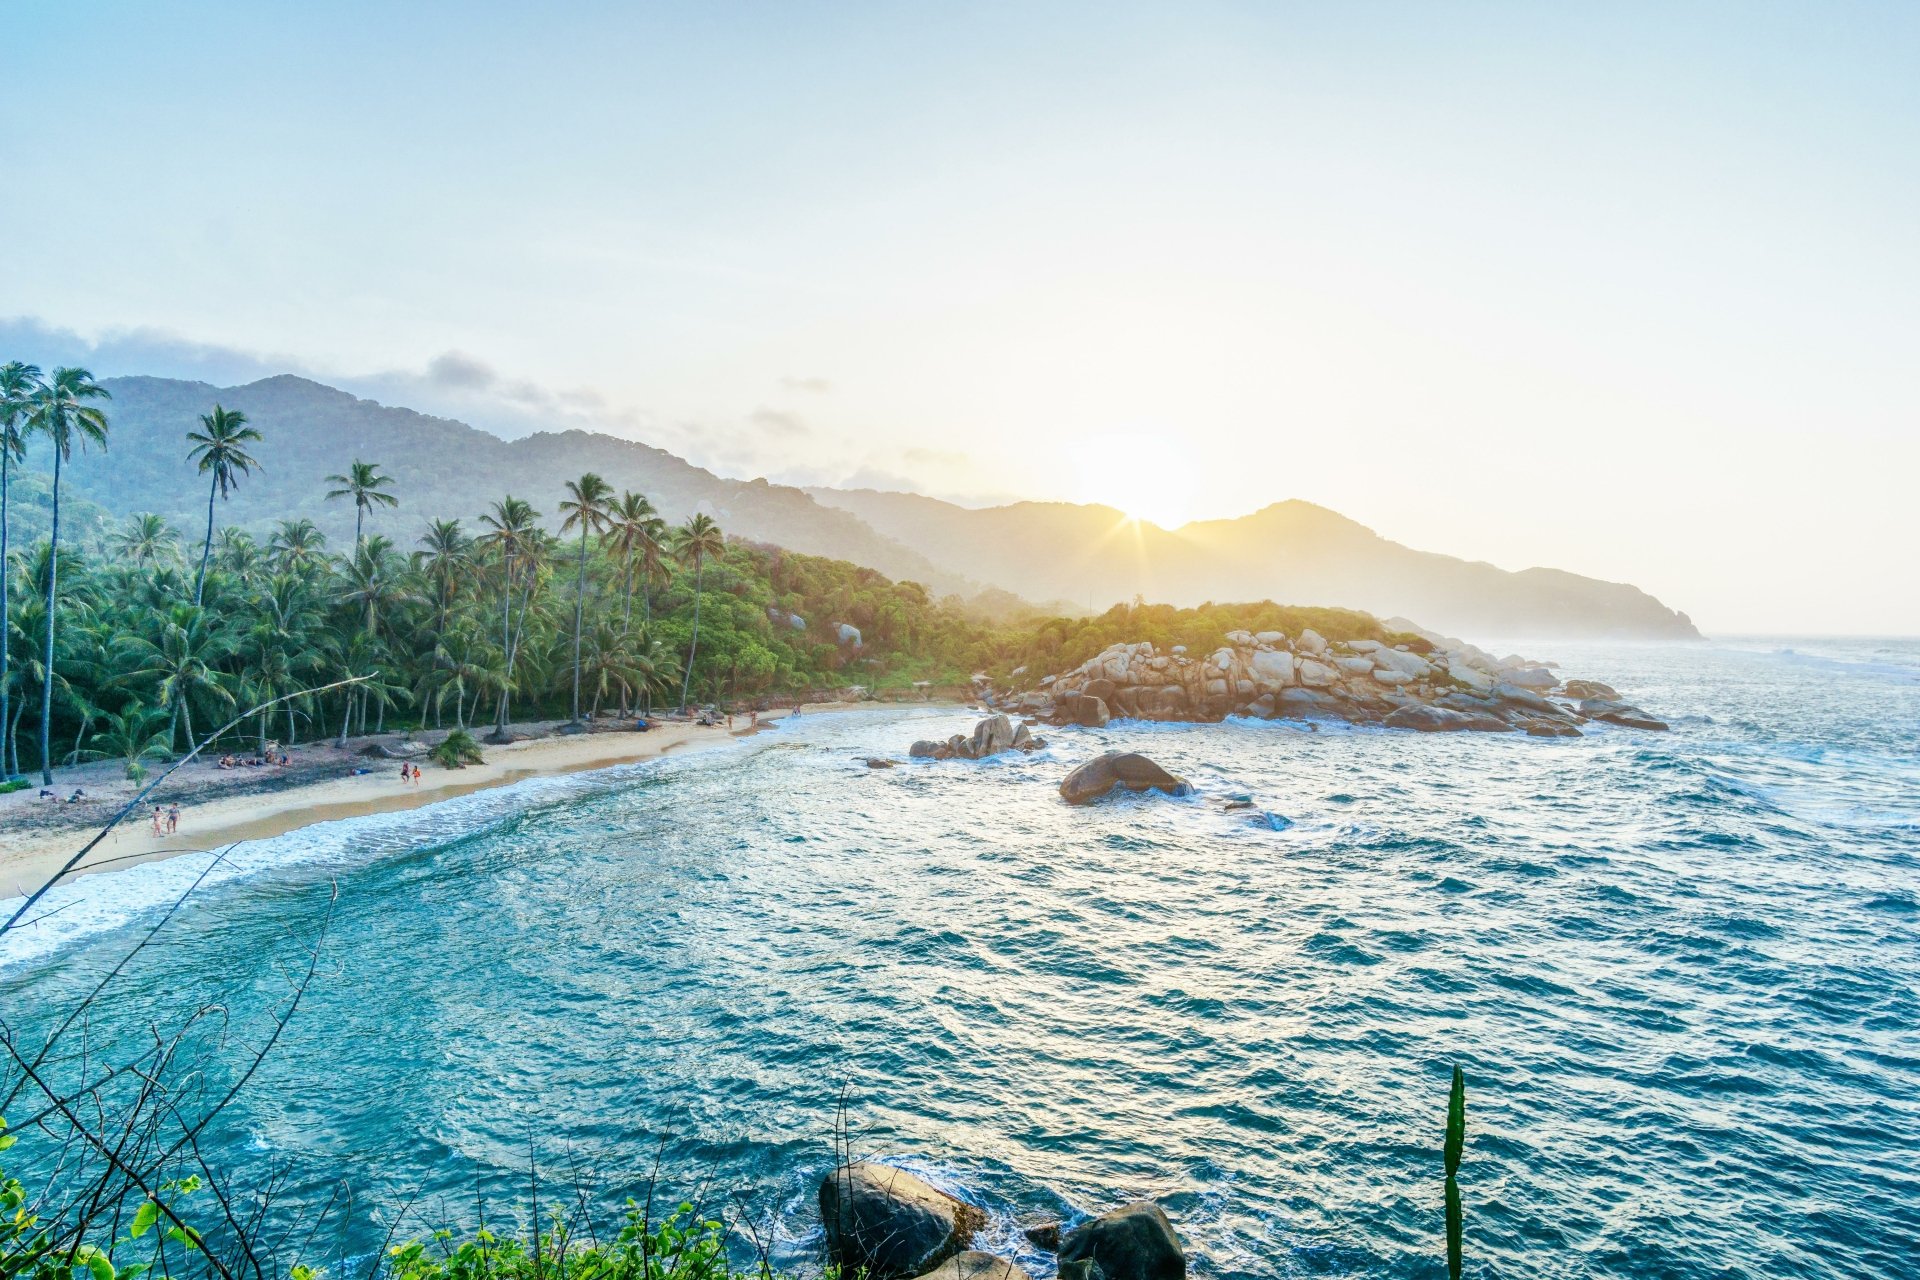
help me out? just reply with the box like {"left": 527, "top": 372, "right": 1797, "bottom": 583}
{"left": 820, "top": 1162, "right": 986, "bottom": 1280}
{"left": 1057, "top": 1201, "right": 1186, "bottom": 1280}
{"left": 911, "top": 1252, "right": 1034, "bottom": 1280}
{"left": 1059, "top": 752, "right": 1194, "bottom": 805}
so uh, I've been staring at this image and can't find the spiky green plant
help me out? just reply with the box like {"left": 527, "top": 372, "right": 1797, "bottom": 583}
{"left": 1444, "top": 1063, "right": 1466, "bottom": 1280}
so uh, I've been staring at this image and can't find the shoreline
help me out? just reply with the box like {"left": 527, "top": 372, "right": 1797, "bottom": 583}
{"left": 2, "top": 704, "right": 930, "bottom": 900}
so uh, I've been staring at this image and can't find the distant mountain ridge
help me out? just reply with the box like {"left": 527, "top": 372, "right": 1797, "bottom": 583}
{"left": 804, "top": 487, "right": 1700, "bottom": 640}
{"left": 32, "top": 373, "right": 1696, "bottom": 637}
{"left": 57, "top": 375, "right": 974, "bottom": 595}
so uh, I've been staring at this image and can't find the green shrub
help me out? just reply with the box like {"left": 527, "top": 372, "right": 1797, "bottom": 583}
{"left": 386, "top": 1202, "right": 792, "bottom": 1280}
{"left": 0, "top": 778, "right": 27, "bottom": 794}
{"left": 430, "top": 730, "right": 485, "bottom": 769}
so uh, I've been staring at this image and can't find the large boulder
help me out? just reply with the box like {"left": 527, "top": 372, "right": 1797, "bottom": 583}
{"left": 1055, "top": 694, "right": 1111, "bottom": 728}
{"left": 1563, "top": 678, "right": 1620, "bottom": 700}
{"left": 967, "top": 715, "right": 1016, "bottom": 759}
{"left": 1248, "top": 648, "right": 1295, "bottom": 688}
{"left": 819, "top": 1163, "right": 985, "bottom": 1280}
{"left": 1296, "top": 628, "right": 1328, "bottom": 656}
{"left": 1446, "top": 663, "right": 1494, "bottom": 694}
{"left": 1296, "top": 658, "right": 1338, "bottom": 688}
{"left": 908, "top": 740, "right": 948, "bottom": 760}
{"left": 1057, "top": 1202, "right": 1185, "bottom": 1280}
{"left": 1084, "top": 678, "right": 1119, "bottom": 707}
{"left": 1501, "top": 665, "right": 1558, "bottom": 690}
{"left": 913, "top": 1253, "right": 1033, "bottom": 1280}
{"left": 1059, "top": 752, "right": 1193, "bottom": 805}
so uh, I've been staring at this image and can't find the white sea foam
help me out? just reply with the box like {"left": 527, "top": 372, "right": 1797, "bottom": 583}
{"left": 0, "top": 733, "right": 764, "bottom": 969}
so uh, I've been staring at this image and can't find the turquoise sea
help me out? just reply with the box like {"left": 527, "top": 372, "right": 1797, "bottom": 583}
{"left": 4, "top": 639, "right": 1917, "bottom": 1279}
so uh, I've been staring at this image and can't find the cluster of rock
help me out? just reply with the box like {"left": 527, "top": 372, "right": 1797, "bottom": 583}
{"left": 999, "top": 625, "right": 1667, "bottom": 737}
{"left": 909, "top": 713, "right": 1047, "bottom": 761}
{"left": 820, "top": 1161, "right": 1185, "bottom": 1280}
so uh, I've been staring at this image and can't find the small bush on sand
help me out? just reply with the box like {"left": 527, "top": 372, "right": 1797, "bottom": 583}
{"left": 431, "top": 730, "right": 485, "bottom": 769}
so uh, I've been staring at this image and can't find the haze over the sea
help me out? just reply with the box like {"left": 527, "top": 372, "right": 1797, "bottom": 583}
{"left": 3, "top": 1, "right": 1916, "bottom": 633}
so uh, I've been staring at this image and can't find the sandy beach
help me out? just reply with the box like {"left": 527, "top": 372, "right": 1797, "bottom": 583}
{"left": 0, "top": 705, "right": 903, "bottom": 900}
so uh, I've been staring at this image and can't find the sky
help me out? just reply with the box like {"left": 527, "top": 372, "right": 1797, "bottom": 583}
{"left": 2, "top": 1, "right": 1916, "bottom": 634}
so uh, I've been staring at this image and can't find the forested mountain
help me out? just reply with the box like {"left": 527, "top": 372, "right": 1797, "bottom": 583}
{"left": 48, "top": 375, "right": 973, "bottom": 597}
{"left": 805, "top": 489, "right": 1700, "bottom": 640}
{"left": 15, "top": 372, "right": 1696, "bottom": 637}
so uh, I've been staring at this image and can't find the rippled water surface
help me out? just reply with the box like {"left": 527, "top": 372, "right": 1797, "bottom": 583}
{"left": 5, "top": 639, "right": 1918, "bottom": 1279}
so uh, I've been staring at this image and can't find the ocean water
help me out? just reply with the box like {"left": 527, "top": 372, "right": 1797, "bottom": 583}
{"left": 4, "top": 639, "right": 1917, "bottom": 1279}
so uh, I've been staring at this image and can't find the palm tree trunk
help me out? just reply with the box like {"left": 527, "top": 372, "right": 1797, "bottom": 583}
{"left": 623, "top": 562, "right": 635, "bottom": 630}
{"left": 1, "top": 444, "right": 12, "bottom": 777}
{"left": 37, "top": 448, "right": 61, "bottom": 785}
{"left": 194, "top": 474, "right": 217, "bottom": 606}
{"left": 679, "top": 557, "right": 703, "bottom": 712}
{"left": 493, "top": 553, "right": 513, "bottom": 737}
{"left": 354, "top": 504, "right": 364, "bottom": 552}
{"left": 571, "top": 528, "right": 587, "bottom": 723}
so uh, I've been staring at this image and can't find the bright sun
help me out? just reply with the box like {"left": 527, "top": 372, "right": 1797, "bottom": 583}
{"left": 1068, "top": 441, "right": 1203, "bottom": 529}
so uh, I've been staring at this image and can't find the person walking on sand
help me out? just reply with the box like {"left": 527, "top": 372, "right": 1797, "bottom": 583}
{"left": 150, "top": 806, "right": 164, "bottom": 836}
{"left": 166, "top": 804, "right": 180, "bottom": 835}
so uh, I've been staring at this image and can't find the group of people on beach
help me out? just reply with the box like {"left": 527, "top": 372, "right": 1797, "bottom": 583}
{"left": 398, "top": 761, "right": 423, "bottom": 784}
{"left": 148, "top": 804, "right": 181, "bottom": 835}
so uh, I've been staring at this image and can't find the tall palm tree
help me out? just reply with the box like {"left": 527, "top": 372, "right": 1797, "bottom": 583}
{"left": 121, "top": 603, "right": 230, "bottom": 753}
{"left": 478, "top": 495, "right": 539, "bottom": 740}
{"left": 672, "top": 512, "right": 726, "bottom": 711}
{"left": 186, "top": 405, "right": 263, "bottom": 605}
{"left": 323, "top": 459, "right": 397, "bottom": 549}
{"left": 558, "top": 472, "right": 614, "bottom": 727}
{"left": 415, "top": 518, "right": 468, "bottom": 634}
{"left": 0, "top": 360, "right": 40, "bottom": 778}
{"left": 606, "top": 491, "right": 663, "bottom": 629}
{"left": 25, "top": 367, "right": 109, "bottom": 783}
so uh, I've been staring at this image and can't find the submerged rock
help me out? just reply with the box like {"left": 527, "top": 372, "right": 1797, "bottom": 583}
{"left": 1059, "top": 752, "right": 1193, "bottom": 805}
{"left": 820, "top": 1162, "right": 985, "bottom": 1280}
{"left": 1580, "top": 699, "right": 1669, "bottom": 731}
{"left": 1383, "top": 705, "right": 1510, "bottom": 733}
{"left": 1057, "top": 1201, "right": 1186, "bottom": 1280}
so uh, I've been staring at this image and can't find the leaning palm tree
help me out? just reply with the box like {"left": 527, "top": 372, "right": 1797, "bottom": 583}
{"left": 672, "top": 512, "right": 726, "bottom": 711}
{"left": 323, "top": 459, "right": 397, "bottom": 549}
{"left": 557, "top": 472, "right": 615, "bottom": 727}
{"left": 185, "top": 404, "right": 263, "bottom": 605}
{"left": 0, "top": 360, "right": 41, "bottom": 778}
{"left": 25, "top": 366, "right": 109, "bottom": 783}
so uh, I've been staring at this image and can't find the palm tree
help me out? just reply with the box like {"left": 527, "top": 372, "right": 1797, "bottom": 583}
{"left": 107, "top": 513, "right": 182, "bottom": 569}
{"left": 672, "top": 512, "right": 726, "bottom": 711}
{"left": 80, "top": 702, "right": 171, "bottom": 781}
{"left": 269, "top": 518, "right": 327, "bottom": 574}
{"left": 186, "top": 405, "right": 263, "bottom": 605}
{"left": 121, "top": 603, "right": 231, "bottom": 753}
{"left": 558, "top": 472, "right": 615, "bottom": 727}
{"left": 0, "top": 360, "right": 40, "bottom": 778}
{"left": 478, "top": 496, "right": 539, "bottom": 740}
{"left": 323, "top": 459, "right": 397, "bottom": 549}
{"left": 25, "top": 367, "right": 109, "bottom": 783}
{"left": 415, "top": 518, "right": 468, "bottom": 634}
{"left": 608, "top": 491, "right": 666, "bottom": 629}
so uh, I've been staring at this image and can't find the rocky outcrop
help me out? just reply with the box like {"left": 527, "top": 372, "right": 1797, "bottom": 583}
{"left": 1057, "top": 1202, "right": 1186, "bottom": 1280}
{"left": 910, "top": 715, "right": 1046, "bottom": 761}
{"left": 820, "top": 1163, "right": 985, "bottom": 1280}
{"left": 993, "top": 620, "right": 1668, "bottom": 738}
{"left": 1060, "top": 752, "right": 1193, "bottom": 805}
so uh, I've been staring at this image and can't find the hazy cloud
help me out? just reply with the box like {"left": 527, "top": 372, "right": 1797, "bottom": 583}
{"left": 748, "top": 407, "right": 809, "bottom": 437}
{"left": 780, "top": 375, "right": 832, "bottom": 393}
{"left": 425, "top": 350, "right": 498, "bottom": 391}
